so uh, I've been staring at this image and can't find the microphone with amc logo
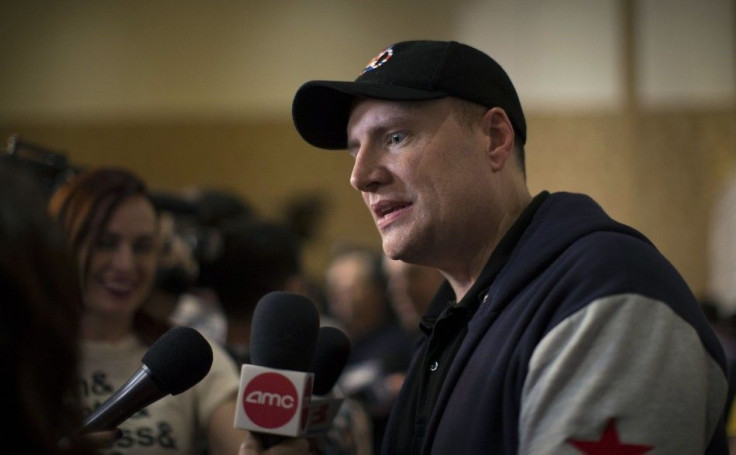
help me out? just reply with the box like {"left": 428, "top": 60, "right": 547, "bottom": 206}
{"left": 233, "top": 291, "right": 320, "bottom": 448}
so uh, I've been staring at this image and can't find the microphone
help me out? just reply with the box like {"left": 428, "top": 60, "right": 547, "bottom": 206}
{"left": 82, "top": 326, "right": 213, "bottom": 432}
{"left": 305, "top": 326, "right": 351, "bottom": 435}
{"left": 311, "top": 326, "right": 351, "bottom": 396}
{"left": 233, "top": 291, "right": 320, "bottom": 446}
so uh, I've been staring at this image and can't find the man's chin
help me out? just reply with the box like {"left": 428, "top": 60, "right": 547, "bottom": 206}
{"left": 382, "top": 240, "right": 412, "bottom": 263}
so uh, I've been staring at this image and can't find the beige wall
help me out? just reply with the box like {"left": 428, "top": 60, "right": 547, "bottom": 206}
{"left": 528, "top": 110, "right": 736, "bottom": 298}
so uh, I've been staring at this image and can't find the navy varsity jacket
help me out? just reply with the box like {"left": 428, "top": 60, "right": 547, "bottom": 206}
{"left": 382, "top": 192, "right": 728, "bottom": 454}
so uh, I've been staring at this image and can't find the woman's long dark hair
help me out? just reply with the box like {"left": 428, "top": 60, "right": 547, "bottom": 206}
{"left": 0, "top": 163, "right": 92, "bottom": 453}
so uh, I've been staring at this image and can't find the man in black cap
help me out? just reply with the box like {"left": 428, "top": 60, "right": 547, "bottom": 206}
{"left": 292, "top": 40, "right": 729, "bottom": 454}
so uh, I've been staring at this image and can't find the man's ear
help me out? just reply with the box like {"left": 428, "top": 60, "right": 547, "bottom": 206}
{"left": 481, "top": 107, "right": 515, "bottom": 171}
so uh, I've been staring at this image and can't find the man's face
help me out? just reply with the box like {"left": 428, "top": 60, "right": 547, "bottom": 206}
{"left": 346, "top": 98, "right": 495, "bottom": 268}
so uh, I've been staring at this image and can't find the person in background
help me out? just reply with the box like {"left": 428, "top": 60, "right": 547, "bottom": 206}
{"left": 291, "top": 40, "right": 729, "bottom": 453}
{"left": 0, "top": 162, "right": 97, "bottom": 454}
{"left": 323, "top": 246, "right": 413, "bottom": 453}
{"left": 184, "top": 187, "right": 255, "bottom": 230}
{"left": 143, "top": 188, "right": 256, "bottom": 346}
{"left": 168, "top": 187, "right": 255, "bottom": 345}
{"left": 382, "top": 257, "right": 443, "bottom": 338}
{"left": 48, "top": 167, "right": 245, "bottom": 455}
{"left": 144, "top": 206, "right": 203, "bottom": 325}
{"left": 204, "top": 217, "right": 303, "bottom": 367}
{"left": 144, "top": 199, "right": 229, "bottom": 345}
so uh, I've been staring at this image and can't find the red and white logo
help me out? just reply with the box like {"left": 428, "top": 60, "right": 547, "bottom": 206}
{"left": 242, "top": 372, "right": 299, "bottom": 428}
{"left": 362, "top": 46, "right": 393, "bottom": 74}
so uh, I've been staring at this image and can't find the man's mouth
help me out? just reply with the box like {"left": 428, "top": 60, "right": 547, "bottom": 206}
{"left": 376, "top": 203, "right": 410, "bottom": 218}
{"left": 372, "top": 200, "right": 412, "bottom": 228}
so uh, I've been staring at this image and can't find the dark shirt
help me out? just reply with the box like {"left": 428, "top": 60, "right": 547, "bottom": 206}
{"left": 393, "top": 191, "right": 549, "bottom": 454}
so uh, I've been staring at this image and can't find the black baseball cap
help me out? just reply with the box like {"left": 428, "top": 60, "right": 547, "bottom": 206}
{"left": 292, "top": 40, "right": 526, "bottom": 150}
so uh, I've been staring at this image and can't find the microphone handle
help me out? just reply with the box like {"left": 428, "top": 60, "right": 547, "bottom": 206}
{"left": 82, "top": 367, "right": 165, "bottom": 432}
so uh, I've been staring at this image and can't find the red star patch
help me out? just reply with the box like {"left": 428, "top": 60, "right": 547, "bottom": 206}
{"left": 568, "top": 419, "right": 653, "bottom": 454}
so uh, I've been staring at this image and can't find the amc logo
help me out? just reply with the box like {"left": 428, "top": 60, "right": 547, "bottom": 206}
{"left": 242, "top": 372, "right": 299, "bottom": 428}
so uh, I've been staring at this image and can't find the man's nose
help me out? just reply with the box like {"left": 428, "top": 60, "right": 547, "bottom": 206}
{"left": 350, "top": 148, "right": 390, "bottom": 192}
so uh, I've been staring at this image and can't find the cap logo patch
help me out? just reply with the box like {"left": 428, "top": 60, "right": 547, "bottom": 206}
{"left": 361, "top": 46, "right": 393, "bottom": 74}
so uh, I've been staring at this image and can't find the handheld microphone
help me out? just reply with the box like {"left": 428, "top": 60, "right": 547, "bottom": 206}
{"left": 233, "top": 291, "right": 320, "bottom": 447}
{"left": 82, "top": 326, "right": 213, "bottom": 432}
{"left": 305, "top": 326, "right": 351, "bottom": 435}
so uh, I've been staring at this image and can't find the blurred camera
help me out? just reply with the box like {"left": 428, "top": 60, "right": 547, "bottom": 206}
{"left": 2, "top": 135, "right": 81, "bottom": 198}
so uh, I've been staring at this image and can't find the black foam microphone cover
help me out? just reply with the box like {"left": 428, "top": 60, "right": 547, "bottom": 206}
{"left": 142, "top": 326, "right": 214, "bottom": 394}
{"left": 82, "top": 326, "right": 213, "bottom": 432}
{"left": 311, "top": 326, "right": 351, "bottom": 395}
{"left": 250, "top": 291, "right": 320, "bottom": 371}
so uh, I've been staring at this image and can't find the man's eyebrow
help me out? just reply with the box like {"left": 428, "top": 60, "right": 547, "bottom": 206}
{"left": 347, "top": 104, "right": 422, "bottom": 149}
{"left": 347, "top": 123, "right": 390, "bottom": 151}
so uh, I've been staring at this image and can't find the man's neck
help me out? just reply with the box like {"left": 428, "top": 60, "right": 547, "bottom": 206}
{"left": 445, "top": 188, "right": 532, "bottom": 301}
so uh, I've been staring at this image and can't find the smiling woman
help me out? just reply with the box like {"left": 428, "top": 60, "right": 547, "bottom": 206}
{"left": 48, "top": 168, "right": 164, "bottom": 344}
{"left": 82, "top": 195, "right": 158, "bottom": 330}
{"left": 47, "top": 167, "right": 246, "bottom": 455}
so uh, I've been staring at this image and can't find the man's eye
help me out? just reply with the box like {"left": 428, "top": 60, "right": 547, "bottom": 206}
{"left": 389, "top": 132, "right": 407, "bottom": 145}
